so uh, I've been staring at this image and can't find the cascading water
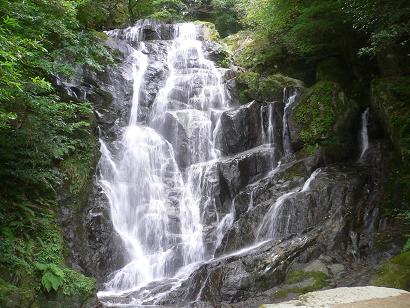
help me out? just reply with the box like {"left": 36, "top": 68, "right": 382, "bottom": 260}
{"left": 283, "top": 89, "right": 298, "bottom": 156}
{"left": 359, "top": 108, "right": 369, "bottom": 160}
{"left": 94, "top": 20, "right": 333, "bottom": 306}
{"left": 261, "top": 103, "right": 276, "bottom": 145}
{"left": 98, "top": 22, "right": 229, "bottom": 299}
{"left": 257, "top": 168, "right": 322, "bottom": 240}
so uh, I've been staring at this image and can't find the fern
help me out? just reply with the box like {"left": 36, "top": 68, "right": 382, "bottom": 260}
{"left": 35, "top": 263, "right": 65, "bottom": 292}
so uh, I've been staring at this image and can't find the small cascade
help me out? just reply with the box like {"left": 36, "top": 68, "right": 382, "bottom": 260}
{"left": 359, "top": 108, "right": 369, "bottom": 160}
{"left": 257, "top": 168, "right": 321, "bottom": 240}
{"left": 282, "top": 89, "right": 298, "bottom": 156}
{"left": 215, "top": 206, "right": 235, "bottom": 250}
{"left": 260, "top": 103, "right": 276, "bottom": 145}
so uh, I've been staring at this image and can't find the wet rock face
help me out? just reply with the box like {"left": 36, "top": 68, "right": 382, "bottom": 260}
{"left": 215, "top": 101, "right": 284, "bottom": 156}
{"left": 55, "top": 35, "right": 141, "bottom": 281}
{"left": 150, "top": 165, "right": 378, "bottom": 306}
{"left": 106, "top": 19, "right": 176, "bottom": 41}
{"left": 83, "top": 184, "right": 126, "bottom": 280}
{"left": 215, "top": 101, "right": 260, "bottom": 155}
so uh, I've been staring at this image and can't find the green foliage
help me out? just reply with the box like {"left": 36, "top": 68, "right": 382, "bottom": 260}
{"left": 78, "top": 0, "right": 129, "bottom": 29}
{"left": 372, "top": 77, "right": 410, "bottom": 213}
{"left": 341, "top": 0, "right": 410, "bottom": 56}
{"left": 78, "top": 0, "right": 188, "bottom": 27}
{"left": 373, "top": 251, "right": 410, "bottom": 290}
{"left": 210, "top": 0, "right": 243, "bottom": 37}
{"left": 0, "top": 203, "right": 96, "bottom": 303}
{"left": 0, "top": 0, "right": 103, "bottom": 303}
{"left": 295, "top": 81, "right": 337, "bottom": 147}
{"left": 35, "top": 263, "right": 65, "bottom": 292}
{"left": 62, "top": 269, "right": 96, "bottom": 296}
{"left": 149, "top": 0, "right": 187, "bottom": 22}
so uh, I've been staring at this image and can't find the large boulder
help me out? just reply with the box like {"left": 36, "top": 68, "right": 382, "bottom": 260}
{"left": 215, "top": 101, "right": 261, "bottom": 155}
{"left": 215, "top": 101, "right": 283, "bottom": 156}
{"left": 288, "top": 81, "right": 360, "bottom": 161}
{"left": 236, "top": 72, "right": 305, "bottom": 104}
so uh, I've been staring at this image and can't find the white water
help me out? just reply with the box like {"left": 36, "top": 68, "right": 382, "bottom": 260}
{"left": 99, "top": 23, "right": 229, "bottom": 296}
{"left": 283, "top": 89, "right": 298, "bottom": 156}
{"left": 257, "top": 168, "right": 321, "bottom": 240}
{"left": 98, "top": 21, "right": 316, "bottom": 305}
{"left": 261, "top": 103, "right": 275, "bottom": 145}
{"left": 359, "top": 108, "right": 369, "bottom": 160}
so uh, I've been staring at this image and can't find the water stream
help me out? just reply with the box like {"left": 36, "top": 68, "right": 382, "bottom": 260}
{"left": 359, "top": 108, "right": 370, "bottom": 160}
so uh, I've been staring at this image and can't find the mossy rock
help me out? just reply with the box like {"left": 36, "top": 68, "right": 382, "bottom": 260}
{"left": 236, "top": 71, "right": 305, "bottom": 104}
{"left": 289, "top": 81, "right": 359, "bottom": 161}
{"left": 194, "top": 21, "right": 221, "bottom": 41}
{"left": 371, "top": 77, "right": 410, "bottom": 160}
{"left": 316, "top": 57, "right": 350, "bottom": 85}
{"left": 0, "top": 106, "right": 98, "bottom": 308}
{"left": 272, "top": 269, "right": 329, "bottom": 299}
{"left": 373, "top": 251, "right": 410, "bottom": 290}
{"left": 278, "top": 160, "right": 308, "bottom": 182}
{"left": 0, "top": 278, "right": 35, "bottom": 308}
{"left": 371, "top": 77, "right": 410, "bottom": 209}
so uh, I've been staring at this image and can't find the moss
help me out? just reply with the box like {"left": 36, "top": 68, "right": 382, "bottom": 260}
{"left": 236, "top": 71, "right": 304, "bottom": 103}
{"left": 60, "top": 128, "right": 98, "bottom": 202}
{"left": 92, "top": 30, "right": 109, "bottom": 41}
{"left": 0, "top": 278, "right": 35, "bottom": 308}
{"left": 373, "top": 251, "right": 410, "bottom": 290}
{"left": 295, "top": 81, "right": 338, "bottom": 147}
{"left": 194, "top": 21, "right": 221, "bottom": 41}
{"left": 279, "top": 161, "right": 307, "bottom": 181}
{"left": 236, "top": 71, "right": 260, "bottom": 103}
{"left": 272, "top": 270, "right": 328, "bottom": 300}
{"left": 273, "top": 289, "right": 291, "bottom": 299}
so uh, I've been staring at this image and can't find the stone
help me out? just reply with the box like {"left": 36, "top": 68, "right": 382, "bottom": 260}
{"left": 328, "top": 264, "right": 345, "bottom": 277}
{"left": 304, "top": 260, "right": 329, "bottom": 276}
{"left": 262, "top": 286, "right": 409, "bottom": 308}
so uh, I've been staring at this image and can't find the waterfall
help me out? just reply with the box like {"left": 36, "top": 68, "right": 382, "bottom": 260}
{"left": 359, "top": 108, "right": 369, "bottom": 160}
{"left": 257, "top": 168, "right": 321, "bottom": 240}
{"left": 96, "top": 20, "right": 318, "bottom": 306}
{"left": 283, "top": 89, "right": 297, "bottom": 156}
{"left": 98, "top": 23, "right": 229, "bottom": 295}
{"left": 261, "top": 103, "right": 276, "bottom": 145}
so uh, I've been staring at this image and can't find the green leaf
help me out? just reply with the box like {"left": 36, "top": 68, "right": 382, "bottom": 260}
{"left": 41, "top": 271, "right": 64, "bottom": 292}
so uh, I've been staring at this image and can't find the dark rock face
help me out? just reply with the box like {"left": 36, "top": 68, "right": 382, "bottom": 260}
{"left": 215, "top": 101, "right": 260, "bottom": 155}
{"left": 215, "top": 101, "right": 283, "bottom": 155}
{"left": 136, "top": 163, "right": 383, "bottom": 307}
{"left": 287, "top": 82, "right": 360, "bottom": 160}
{"left": 56, "top": 35, "right": 139, "bottom": 282}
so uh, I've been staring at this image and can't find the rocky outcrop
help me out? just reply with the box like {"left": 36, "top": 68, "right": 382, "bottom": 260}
{"left": 56, "top": 34, "right": 139, "bottom": 282}
{"left": 215, "top": 101, "right": 283, "bottom": 156}
{"left": 288, "top": 81, "right": 360, "bottom": 161}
